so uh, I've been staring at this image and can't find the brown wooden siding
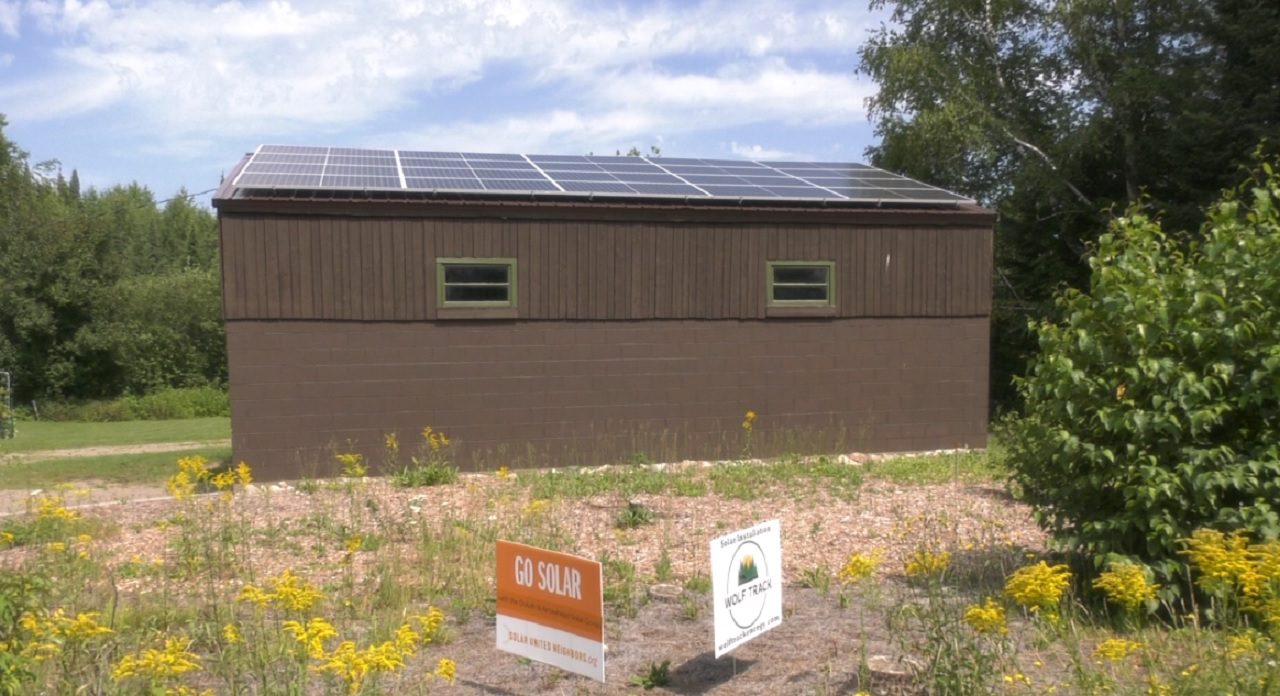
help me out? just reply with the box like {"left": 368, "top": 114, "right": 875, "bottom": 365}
{"left": 220, "top": 215, "right": 992, "bottom": 321}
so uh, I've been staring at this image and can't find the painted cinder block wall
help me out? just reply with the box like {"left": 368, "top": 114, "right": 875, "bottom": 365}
{"left": 215, "top": 201, "right": 993, "bottom": 479}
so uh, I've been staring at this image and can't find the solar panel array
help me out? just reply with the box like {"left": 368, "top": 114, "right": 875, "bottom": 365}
{"left": 232, "top": 145, "right": 972, "bottom": 205}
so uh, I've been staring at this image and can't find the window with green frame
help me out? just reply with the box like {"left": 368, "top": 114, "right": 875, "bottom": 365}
{"left": 767, "top": 261, "right": 835, "bottom": 307}
{"left": 437, "top": 258, "right": 517, "bottom": 307}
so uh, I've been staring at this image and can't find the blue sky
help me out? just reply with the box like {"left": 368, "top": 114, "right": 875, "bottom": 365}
{"left": 0, "top": 0, "right": 889, "bottom": 204}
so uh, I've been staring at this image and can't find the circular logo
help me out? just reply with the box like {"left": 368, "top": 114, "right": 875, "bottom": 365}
{"left": 726, "top": 540, "right": 769, "bottom": 629}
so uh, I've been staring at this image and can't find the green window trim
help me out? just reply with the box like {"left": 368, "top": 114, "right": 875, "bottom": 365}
{"left": 436, "top": 257, "right": 518, "bottom": 308}
{"left": 767, "top": 261, "right": 835, "bottom": 307}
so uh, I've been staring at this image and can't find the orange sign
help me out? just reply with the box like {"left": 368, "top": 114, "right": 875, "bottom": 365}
{"left": 495, "top": 540, "right": 605, "bottom": 681}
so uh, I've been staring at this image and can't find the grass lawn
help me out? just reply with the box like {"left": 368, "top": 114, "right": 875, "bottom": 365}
{"left": 862, "top": 444, "right": 1007, "bottom": 485}
{"left": 0, "top": 446, "right": 232, "bottom": 488}
{"left": 0, "top": 417, "right": 229, "bottom": 454}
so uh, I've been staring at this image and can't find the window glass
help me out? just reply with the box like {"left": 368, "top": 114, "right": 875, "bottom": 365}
{"left": 438, "top": 259, "right": 516, "bottom": 307}
{"left": 768, "top": 262, "right": 834, "bottom": 307}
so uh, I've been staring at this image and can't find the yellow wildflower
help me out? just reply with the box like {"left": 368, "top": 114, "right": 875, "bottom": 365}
{"left": 165, "top": 687, "right": 214, "bottom": 696}
{"left": 742, "top": 409, "right": 757, "bottom": 431}
{"left": 235, "top": 461, "right": 253, "bottom": 485}
{"left": 46, "top": 542, "right": 66, "bottom": 553}
{"left": 112, "top": 636, "right": 202, "bottom": 682}
{"left": 963, "top": 597, "right": 1008, "bottom": 635}
{"left": 57, "top": 611, "right": 113, "bottom": 641}
{"left": 496, "top": 466, "right": 510, "bottom": 480}
{"left": 1005, "top": 561, "right": 1072, "bottom": 620}
{"left": 16, "top": 609, "right": 112, "bottom": 660}
{"left": 420, "top": 426, "right": 450, "bottom": 452}
{"left": 1226, "top": 631, "right": 1263, "bottom": 660}
{"left": 166, "top": 455, "right": 212, "bottom": 501}
{"left": 1260, "top": 597, "right": 1280, "bottom": 630}
{"left": 1182, "top": 529, "right": 1253, "bottom": 596}
{"left": 384, "top": 432, "right": 399, "bottom": 453}
{"left": 315, "top": 639, "right": 406, "bottom": 694}
{"left": 524, "top": 499, "right": 549, "bottom": 516}
{"left": 222, "top": 623, "right": 242, "bottom": 644}
{"left": 1093, "top": 638, "right": 1143, "bottom": 663}
{"left": 433, "top": 657, "right": 457, "bottom": 685}
{"left": 34, "top": 494, "right": 79, "bottom": 521}
{"left": 209, "top": 471, "right": 236, "bottom": 491}
{"left": 393, "top": 623, "right": 421, "bottom": 656}
{"left": 904, "top": 549, "right": 951, "bottom": 578}
{"left": 0, "top": 531, "right": 13, "bottom": 546}
{"left": 335, "top": 453, "right": 366, "bottom": 478}
{"left": 76, "top": 533, "right": 92, "bottom": 544}
{"left": 237, "top": 570, "right": 323, "bottom": 612}
{"left": 837, "top": 550, "right": 882, "bottom": 584}
{"left": 271, "top": 570, "right": 324, "bottom": 612}
{"left": 1145, "top": 675, "right": 1172, "bottom": 696}
{"left": 166, "top": 472, "right": 195, "bottom": 500}
{"left": 1093, "top": 562, "right": 1158, "bottom": 614}
{"left": 412, "top": 607, "right": 446, "bottom": 642}
{"left": 237, "top": 584, "right": 274, "bottom": 609}
{"left": 283, "top": 617, "right": 338, "bottom": 659}
{"left": 342, "top": 535, "right": 363, "bottom": 565}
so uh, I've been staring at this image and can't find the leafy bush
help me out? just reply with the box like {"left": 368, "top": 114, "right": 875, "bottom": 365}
{"left": 0, "top": 571, "right": 49, "bottom": 692}
{"left": 73, "top": 269, "right": 226, "bottom": 396}
{"left": 1004, "top": 161, "right": 1280, "bottom": 584}
{"left": 39, "top": 387, "right": 228, "bottom": 422}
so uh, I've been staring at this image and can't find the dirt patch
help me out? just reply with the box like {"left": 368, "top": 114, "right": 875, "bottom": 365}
{"left": 0, "top": 482, "right": 170, "bottom": 516}
{"left": 0, "top": 439, "right": 230, "bottom": 464}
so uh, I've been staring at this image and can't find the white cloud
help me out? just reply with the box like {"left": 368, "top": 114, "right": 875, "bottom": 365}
{"left": 591, "top": 61, "right": 873, "bottom": 126}
{"left": 388, "top": 58, "right": 875, "bottom": 156}
{"left": 384, "top": 109, "right": 655, "bottom": 155}
{"left": 0, "top": 0, "right": 19, "bottom": 37}
{"left": 3, "top": 0, "right": 884, "bottom": 156}
{"left": 729, "top": 142, "right": 804, "bottom": 161}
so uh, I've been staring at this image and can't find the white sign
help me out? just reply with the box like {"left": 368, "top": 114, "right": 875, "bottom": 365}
{"left": 710, "top": 519, "right": 783, "bottom": 658}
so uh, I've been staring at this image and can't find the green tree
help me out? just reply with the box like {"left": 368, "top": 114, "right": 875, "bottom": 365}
{"left": 1004, "top": 162, "right": 1280, "bottom": 583}
{"left": 0, "top": 117, "right": 224, "bottom": 401}
{"left": 858, "top": 0, "right": 1280, "bottom": 409}
{"left": 74, "top": 269, "right": 226, "bottom": 395}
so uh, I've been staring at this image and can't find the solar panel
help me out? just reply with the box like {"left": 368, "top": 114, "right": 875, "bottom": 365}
{"left": 231, "top": 145, "right": 973, "bottom": 205}
{"left": 482, "top": 180, "right": 561, "bottom": 192}
{"left": 553, "top": 172, "right": 621, "bottom": 183}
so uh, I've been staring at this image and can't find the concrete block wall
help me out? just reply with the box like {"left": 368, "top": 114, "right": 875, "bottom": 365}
{"left": 227, "top": 318, "right": 989, "bottom": 479}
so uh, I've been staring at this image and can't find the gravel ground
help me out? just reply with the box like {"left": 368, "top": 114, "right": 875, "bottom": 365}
{"left": 0, "top": 458, "right": 1047, "bottom": 694}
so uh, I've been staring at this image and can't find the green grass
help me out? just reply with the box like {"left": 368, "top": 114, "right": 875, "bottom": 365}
{"left": 708, "top": 454, "right": 864, "bottom": 501}
{"left": 0, "top": 417, "right": 229, "bottom": 454}
{"left": 521, "top": 454, "right": 869, "bottom": 502}
{"left": 863, "top": 446, "right": 1006, "bottom": 485}
{"left": 522, "top": 465, "right": 702, "bottom": 500}
{"left": 0, "top": 446, "right": 231, "bottom": 488}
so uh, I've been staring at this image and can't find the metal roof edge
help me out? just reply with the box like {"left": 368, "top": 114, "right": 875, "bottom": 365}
{"left": 213, "top": 193, "right": 996, "bottom": 226}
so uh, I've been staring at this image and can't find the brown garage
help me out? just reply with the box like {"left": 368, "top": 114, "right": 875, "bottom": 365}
{"left": 213, "top": 146, "right": 993, "bottom": 479}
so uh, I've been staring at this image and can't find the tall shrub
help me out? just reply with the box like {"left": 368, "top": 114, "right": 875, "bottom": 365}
{"left": 1005, "top": 162, "right": 1280, "bottom": 583}
{"left": 73, "top": 269, "right": 226, "bottom": 395}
